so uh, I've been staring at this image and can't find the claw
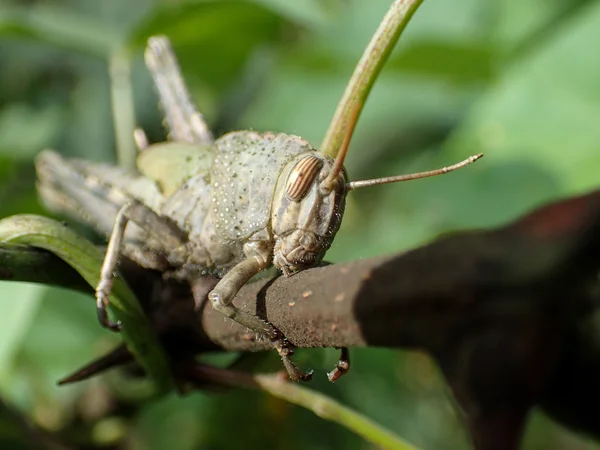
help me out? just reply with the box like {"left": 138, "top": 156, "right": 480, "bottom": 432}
{"left": 327, "top": 347, "right": 350, "bottom": 382}
{"left": 272, "top": 334, "right": 312, "bottom": 382}
{"left": 281, "top": 354, "right": 313, "bottom": 382}
{"left": 96, "top": 294, "right": 121, "bottom": 332}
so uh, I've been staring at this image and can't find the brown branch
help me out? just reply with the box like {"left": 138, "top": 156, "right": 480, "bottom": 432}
{"left": 145, "top": 188, "right": 600, "bottom": 450}
{"left": 161, "top": 189, "right": 600, "bottom": 355}
{"left": 4, "top": 189, "right": 600, "bottom": 450}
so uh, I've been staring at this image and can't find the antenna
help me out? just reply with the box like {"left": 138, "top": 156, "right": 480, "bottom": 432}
{"left": 320, "top": 102, "right": 484, "bottom": 193}
{"left": 347, "top": 153, "right": 484, "bottom": 190}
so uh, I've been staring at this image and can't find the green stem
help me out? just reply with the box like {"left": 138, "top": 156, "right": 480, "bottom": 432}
{"left": 255, "top": 374, "right": 419, "bottom": 450}
{"left": 109, "top": 50, "right": 137, "bottom": 169}
{"left": 192, "top": 365, "right": 419, "bottom": 450}
{"left": 320, "top": 0, "right": 424, "bottom": 158}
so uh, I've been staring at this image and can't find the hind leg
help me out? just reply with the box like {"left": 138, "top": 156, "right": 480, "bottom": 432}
{"left": 145, "top": 36, "right": 213, "bottom": 145}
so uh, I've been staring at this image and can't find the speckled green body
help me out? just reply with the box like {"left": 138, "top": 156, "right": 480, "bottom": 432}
{"left": 162, "top": 131, "right": 332, "bottom": 277}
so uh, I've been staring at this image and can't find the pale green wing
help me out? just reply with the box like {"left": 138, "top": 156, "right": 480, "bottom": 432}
{"left": 137, "top": 142, "right": 214, "bottom": 197}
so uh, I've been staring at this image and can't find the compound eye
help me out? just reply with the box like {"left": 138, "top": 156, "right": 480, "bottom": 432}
{"left": 299, "top": 233, "right": 318, "bottom": 251}
{"left": 285, "top": 154, "right": 323, "bottom": 202}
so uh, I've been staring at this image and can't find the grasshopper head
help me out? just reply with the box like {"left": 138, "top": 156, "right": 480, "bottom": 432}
{"left": 269, "top": 101, "right": 484, "bottom": 277}
{"left": 272, "top": 153, "right": 347, "bottom": 276}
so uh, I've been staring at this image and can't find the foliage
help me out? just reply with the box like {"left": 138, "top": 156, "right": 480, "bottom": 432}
{"left": 0, "top": 0, "right": 599, "bottom": 449}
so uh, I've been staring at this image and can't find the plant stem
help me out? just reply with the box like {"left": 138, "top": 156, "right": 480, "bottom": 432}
{"left": 188, "top": 364, "right": 419, "bottom": 450}
{"left": 320, "top": 0, "right": 424, "bottom": 158}
{"left": 109, "top": 49, "right": 137, "bottom": 169}
{"left": 254, "top": 374, "right": 420, "bottom": 450}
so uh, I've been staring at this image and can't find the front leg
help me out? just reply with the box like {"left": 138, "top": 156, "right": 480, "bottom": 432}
{"left": 207, "top": 258, "right": 312, "bottom": 382}
{"left": 97, "top": 201, "right": 190, "bottom": 331}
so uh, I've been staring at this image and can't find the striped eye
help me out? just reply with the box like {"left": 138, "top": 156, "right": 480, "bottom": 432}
{"left": 285, "top": 154, "right": 324, "bottom": 202}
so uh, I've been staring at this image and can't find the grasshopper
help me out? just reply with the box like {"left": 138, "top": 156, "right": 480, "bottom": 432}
{"left": 35, "top": 36, "right": 482, "bottom": 382}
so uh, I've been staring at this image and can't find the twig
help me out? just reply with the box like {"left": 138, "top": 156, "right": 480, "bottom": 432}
{"left": 109, "top": 49, "right": 137, "bottom": 169}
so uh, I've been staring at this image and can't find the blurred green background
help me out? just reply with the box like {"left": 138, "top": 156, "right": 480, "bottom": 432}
{"left": 1, "top": 0, "right": 600, "bottom": 449}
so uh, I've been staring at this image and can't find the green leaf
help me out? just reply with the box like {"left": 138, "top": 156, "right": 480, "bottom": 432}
{"left": 0, "top": 5, "right": 120, "bottom": 57}
{"left": 0, "top": 103, "right": 65, "bottom": 160}
{"left": 249, "top": 0, "right": 341, "bottom": 28}
{"left": 446, "top": 0, "right": 600, "bottom": 197}
{"left": 0, "top": 283, "right": 43, "bottom": 387}
{"left": 0, "top": 214, "right": 173, "bottom": 393}
{"left": 128, "top": 1, "right": 298, "bottom": 92}
{"left": 385, "top": 40, "right": 496, "bottom": 84}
